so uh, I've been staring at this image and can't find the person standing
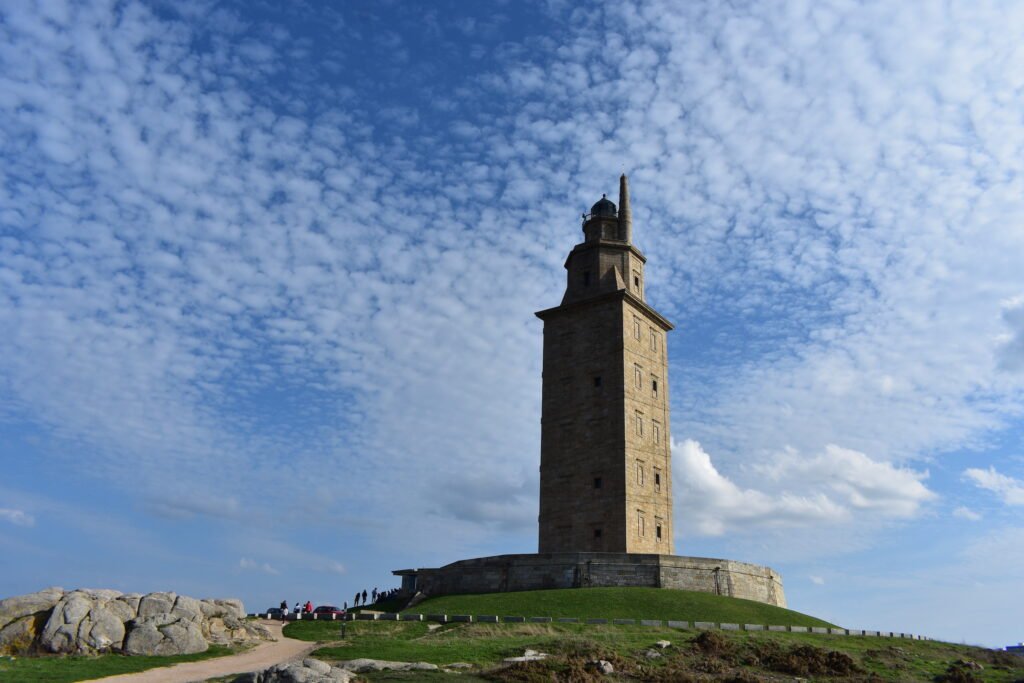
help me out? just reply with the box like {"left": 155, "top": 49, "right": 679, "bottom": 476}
{"left": 305, "top": 600, "right": 313, "bottom": 613}
{"left": 361, "top": 589, "right": 367, "bottom": 604}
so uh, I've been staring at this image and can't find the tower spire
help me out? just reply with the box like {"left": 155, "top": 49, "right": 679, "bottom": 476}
{"left": 618, "top": 173, "right": 632, "bottom": 243}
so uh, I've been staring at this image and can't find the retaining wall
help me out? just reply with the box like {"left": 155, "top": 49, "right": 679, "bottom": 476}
{"left": 252, "top": 611, "right": 929, "bottom": 641}
{"left": 394, "top": 552, "right": 786, "bottom": 608}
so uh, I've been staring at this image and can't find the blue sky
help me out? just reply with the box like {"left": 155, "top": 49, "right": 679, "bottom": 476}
{"left": 2, "top": 0, "right": 1023, "bottom": 647}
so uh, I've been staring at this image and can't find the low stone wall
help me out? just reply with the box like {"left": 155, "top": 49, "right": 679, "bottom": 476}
{"left": 317, "top": 612, "right": 930, "bottom": 640}
{"left": 393, "top": 553, "right": 786, "bottom": 608}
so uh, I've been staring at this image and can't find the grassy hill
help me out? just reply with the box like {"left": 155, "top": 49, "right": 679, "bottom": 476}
{"left": 282, "top": 590, "right": 1024, "bottom": 681}
{"left": 399, "top": 587, "right": 835, "bottom": 628}
{"left": 285, "top": 620, "right": 1024, "bottom": 682}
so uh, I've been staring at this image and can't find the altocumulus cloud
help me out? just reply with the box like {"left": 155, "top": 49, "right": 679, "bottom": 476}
{"left": 239, "top": 558, "right": 279, "bottom": 576}
{"left": 996, "top": 296, "right": 1024, "bottom": 372}
{"left": 963, "top": 467, "right": 1024, "bottom": 506}
{"left": 0, "top": 0, "right": 554, "bottom": 558}
{"left": 0, "top": 508, "right": 35, "bottom": 527}
{"left": 674, "top": 440, "right": 935, "bottom": 537}
{"left": 481, "top": 0, "right": 1024, "bottom": 473}
{"left": 952, "top": 506, "right": 982, "bottom": 521}
{"left": 1, "top": 0, "right": 1024, "bottom": 575}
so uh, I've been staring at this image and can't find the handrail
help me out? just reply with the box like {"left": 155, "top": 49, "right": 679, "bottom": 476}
{"left": 581, "top": 211, "right": 618, "bottom": 224}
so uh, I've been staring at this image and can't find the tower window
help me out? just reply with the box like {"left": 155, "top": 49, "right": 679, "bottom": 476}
{"left": 635, "top": 413, "right": 643, "bottom": 436}
{"left": 650, "top": 329, "right": 657, "bottom": 350}
{"left": 634, "top": 365, "right": 642, "bottom": 388}
{"left": 593, "top": 376, "right": 602, "bottom": 388}
{"left": 633, "top": 317, "right": 641, "bottom": 339}
{"left": 637, "top": 461, "right": 644, "bottom": 486}
{"left": 593, "top": 476, "right": 602, "bottom": 489}
{"left": 583, "top": 271, "right": 591, "bottom": 286}
{"left": 655, "top": 471, "right": 662, "bottom": 491}
{"left": 594, "top": 528, "right": 602, "bottom": 539}
{"left": 656, "top": 524, "right": 662, "bottom": 541}
{"left": 652, "top": 378, "right": 658, "bottom": 398}
{"left": 653, "top": 422, "right": 661, "bottom": 444}
{"left": 634, "top": 275, "right": 640, "bottom": 289}
{"left": 638, "top": 512, "right": 645, "bottom": 537}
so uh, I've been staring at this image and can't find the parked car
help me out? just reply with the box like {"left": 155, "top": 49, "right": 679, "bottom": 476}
{"left": 265, "top": 607, "right": 285, "bottom": 618}
{"left": 313, "top": 605, "right": 345, "bottom": 617}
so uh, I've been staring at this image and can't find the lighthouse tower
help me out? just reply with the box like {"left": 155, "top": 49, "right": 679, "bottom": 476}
{"left": 535, "top": 175, "right": 675, "bottom": 554}
{"left": 394, "top": 176, "right": 786, "bottom": 609}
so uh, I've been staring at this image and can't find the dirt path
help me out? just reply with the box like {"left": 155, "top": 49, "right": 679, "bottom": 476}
{"left": 83, "top": 621, "right": 318, "bottom": 683}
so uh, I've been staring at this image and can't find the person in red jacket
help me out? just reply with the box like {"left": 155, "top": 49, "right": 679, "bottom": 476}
{"left": 304, "top": 600, "right": 313, "bottom": 613}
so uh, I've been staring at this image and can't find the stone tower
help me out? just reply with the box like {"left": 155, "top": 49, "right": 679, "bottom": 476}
{"left": 396, "top": 176, "right": 784, "bottom": 605}
{"left": 536, "top": 175, "right": 675, "bottom": 554}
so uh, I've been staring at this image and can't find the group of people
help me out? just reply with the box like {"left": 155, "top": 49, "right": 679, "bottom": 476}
{"left": 280, "top": 599, "right": 314, "bottom": 615}
{"left": 274, "top": 585, "right": 401, "bottom": 618}
{"left": 351, "top": 586, "right": 400, "bottom": 606}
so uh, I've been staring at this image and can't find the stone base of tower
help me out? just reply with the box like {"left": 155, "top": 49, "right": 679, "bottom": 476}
{"left": 393, "top": 552, "right": 786, "bottom": 608}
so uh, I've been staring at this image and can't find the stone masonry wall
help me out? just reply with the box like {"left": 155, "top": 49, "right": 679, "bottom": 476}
{"left": 621, "top": 295, "right": 673, "bottom": 554}
{"left": 536, "top": 289, "right": 674, "bottom": 555}
{"left": 538, "top": 297, "right": 628, "bottom": 553}
{"left": 402, "top": 553, "right": 786, "bottom": 608}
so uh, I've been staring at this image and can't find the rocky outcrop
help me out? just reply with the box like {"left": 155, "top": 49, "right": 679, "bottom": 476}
{"left": 335, "top": 658, "right": 440, "bottom": 673}
{"left": 234, "top": 657, "right": 356, "bottom": 682}
{"left": 0, "top": 587, "right": 270, "bottom": 656}
{"left": 40, "top": 589, "right": 129, "bottom": 654}
{"left": 0, "top": 587, "right": 65, "bottom": 655}
{"left": 237, "top": 658, "right": 476, "bottom": 682}
{"left": 123, "top": 614, "right": 207, "bottom": 656}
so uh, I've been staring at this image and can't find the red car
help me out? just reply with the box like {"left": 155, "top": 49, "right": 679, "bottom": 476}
{"left": 313, "top": 605, "right": 345, "bottom": 617}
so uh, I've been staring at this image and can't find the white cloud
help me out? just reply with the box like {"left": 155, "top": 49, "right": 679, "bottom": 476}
{"left": 0, "top": 508, "right": 35, "bottom": 527}
{"left": 147, "top": 495, "right": 242, "bottom": 521}
{"left": 239, "top": 558, "right": 279, "bottom": 575}
{"left": 809, "top": 575, "right": 825, "bottom": 585}
{"left": 314, "top": 561, "right": 347, "bottom": 576}
{"left": 1, "top": 0, "right": 1024, "bottom": 583}
{"left": 952, "top": 506, "right": 982, "bottom": 521}
{"left": 963, "top": 467, "right": 1024, "bottom": 505}
{"left": 997, "top": 295, "right": 1024, "bottom": 372}
{"left": 674, "top": 439, "right": 934, "bottom": 537}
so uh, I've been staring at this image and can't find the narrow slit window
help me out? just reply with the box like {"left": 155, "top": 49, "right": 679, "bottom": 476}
{"left": 634, "top": 275, "right": 640, "bottom": 289}
{"left": 634, "top": 365, "right": 642, "bottom": 388}
{"left": 637, "top": 461, "right": 644, "bottom": 486}
{"left": 654, "top": 471, "right": 662, "bottom": 492}
{"left": 594, "top": 528, "right": 602, "bottom": 539}
{"left": 653, "top": 422, "right": 660, "bottom": 444}
{"left": 652, "top": 377, "right": 658, "bottom": 398}
{"left": 638, "top": 512, "right": 645, "bottom": 537}
{"left": 593, "top": 375, "right": 602, "bottom": 388}
{"left": 593, "top": 476, "right": 602, "bottom": 489}
{"left": 656, "top": 524, "right": 662, "bottom": 541}
{"left": 650, "top": 329, "right": 657, "bottom": 351}
{"left": 635, "top": 413, "right": 643, "bottom": 436}
{"left": 633, "top": 318, "right": 641, "bottom": 339}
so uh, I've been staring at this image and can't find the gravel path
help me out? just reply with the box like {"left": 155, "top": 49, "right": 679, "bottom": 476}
{"left": 82, "top": 621, "right": 318, "bottom": 683}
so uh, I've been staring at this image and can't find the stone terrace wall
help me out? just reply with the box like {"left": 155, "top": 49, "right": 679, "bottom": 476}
{"left": 400, "top": 553, "right": 785, "bottom": 608}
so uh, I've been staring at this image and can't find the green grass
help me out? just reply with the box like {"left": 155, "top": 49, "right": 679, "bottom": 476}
{"left": 287, "top": 620, "right": 1024, "bottom": 682}
{"left": 401, "top": 587, "right": 835, "bottom": 627}
{"left": 0, "top": 645, "right": 235, "bottom": 683}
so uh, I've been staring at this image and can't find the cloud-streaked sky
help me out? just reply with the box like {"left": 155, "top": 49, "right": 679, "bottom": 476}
{"left": 2, "top": 0, "right": 1023, "bottom": 647}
